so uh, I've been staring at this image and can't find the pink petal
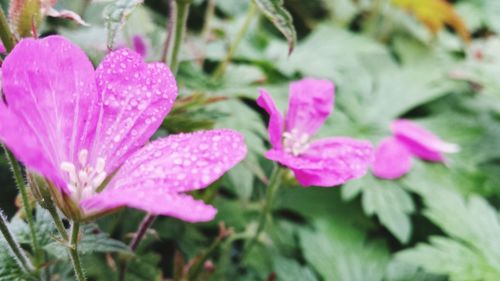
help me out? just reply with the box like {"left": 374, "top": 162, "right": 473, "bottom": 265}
{"left": 391, "top": 119, "right": 459, "bottom": 162}
{"left": 0, "top": 42, "right": 5, "bottom": 53}
{"left": 372, "top": 137, "right": 412, "bottom": 179}
{"left": 285, "top": 78, "right": 334, "bottom": 137}
{"left": 0, "top": 36, "right": 99, "bottom": 191}
{"left": 0, "top": 103, "right": 66, "bottom": 189}
{"left": 266, "top": 137, "right": 373, "bottom": 187}
{"left": 81, "top": 188, "right": 217, "bottom": 222}
{"left": 91, "top": 48, "right": 177, "bottom": 173}
{"left": 105, "top": 129, "right": 247, "bottom": 193}
{"left": 256, "top": 88, "right": 284, "bottom": 150}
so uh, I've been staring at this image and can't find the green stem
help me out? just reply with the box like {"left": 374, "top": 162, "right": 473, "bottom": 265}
{"left": 0, "top": 7, "right": 14, "bottom": 52}
{"left": 69, "top": 222, "right": 86, "bottom": 281}
{"left": 244, "top": 165, "right": 284, "bottom": 257}
{"left": 213, "top": 3, "right": 257, "bottom": 79}
{"left": 201, "top": 0, "right": 216, "bottom": 41}
{"left": 3, "top": 147, "right": 43, "bottom": 269}
{"left": 169, "top": 0, "right": 192, "bottom": 74}
{"left": 40, "top": 183, "right": 69, "bottom": 241}
{"left": 0, "top": 211, "right": 33, "bottom": 272}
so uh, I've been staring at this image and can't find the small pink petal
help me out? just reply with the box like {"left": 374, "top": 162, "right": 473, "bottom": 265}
{"left": 91, "top": 48, "right": 177, "bottom": 173}
{"left": 266, "top": 137, "right": 373, "bottom": 187}
{"left": 0, "top": 42, "right": 5, "bottom": 53}
{"left": 1, "top": 36, "right": 98, "bottom": 192}
{"left": 132, "top": 35, "right": 147, "bottom": 58}
{"left": 81, "top": 188, "right": 217, "bottom": 222}
{"left": 392, "top": 119, "right": 459, "bottom": 162}
{"left": 256, "top": 88, "right": 284, "bottom": 150}
{"left": 372, "top": 137, "right": 412, "bottom": 179}
{"left": 285, "top": 78, "right": 334, "bottom": 137}
{"left": 106, "top": 129, "right": 247, "bottom": 193}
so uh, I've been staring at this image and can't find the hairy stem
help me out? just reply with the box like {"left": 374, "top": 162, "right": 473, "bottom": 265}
{"left": 0, "top": 211, "right": 33, "bottom": 272}
{"left": 244, "top": 165, "right": 284, "bottom": 257}
{"left": 0, "top": 7, "right": 14, "bottom": 52}
{"left": 161, "top": 0, "right": 176, "bottom": 63}
{"left": 213, "top": 2, "right": 257, "bottom": 79}
{"left": 69, "top": 222, "right": 86, "bottom": 281}
{"left": 3, "top": 147, "right": 43, "bottom": 269}
{"left": 169, "top": 0, "right": 192, "bottom": 74}
{"left": 118, "top": 213, "right": 157, "bottom": 281}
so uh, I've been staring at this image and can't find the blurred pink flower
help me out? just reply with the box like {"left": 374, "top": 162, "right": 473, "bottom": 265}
{"left": 0, "top": 36, "right": 247, "bottom": 222}
{"left": 132, "top": 35, "right": 147, "bottom": 58}
{"left": 257, "top": 78, "right": 374, "bottom": 187}
{"left": 373, "top": 119, "right": 459, "bottom": 179}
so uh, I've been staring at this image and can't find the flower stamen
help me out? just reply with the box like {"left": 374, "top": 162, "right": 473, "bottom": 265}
{"left": 283, "top": 128, "right": 311, "bottom": 156}
{"left": 60, "top": 149, "right": 107, "bottom": 202}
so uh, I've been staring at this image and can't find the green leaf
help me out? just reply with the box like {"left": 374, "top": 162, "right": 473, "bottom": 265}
{"left": 0, "top": 244, "right": 29, "bottom": 281}
{"left": 45, "top": 224, "right": 131, "bottom": 257}
{"left": 252, "top": 0, "right": 297, "bottom": 54}
{"left": 299, "top": 219, "right": 390, "bottom": 281}
{"left": 395, "top": 185, "right": 500, "bottom": 281}
{"left": 342, "top": 175, "right": 415, "bottom": 243}
{"left": 103, "top": 0, "right": 144, "bottom": 49}
{"left": 273, "top": 256, "right": 318, "bottom": 281}
{"left": 385, "top": 258, "right": 447, "bottom": 281}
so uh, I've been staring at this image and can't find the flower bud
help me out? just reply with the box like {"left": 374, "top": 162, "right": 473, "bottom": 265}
{"left": 9, "top": 0, "right": 42, "bottom": 37}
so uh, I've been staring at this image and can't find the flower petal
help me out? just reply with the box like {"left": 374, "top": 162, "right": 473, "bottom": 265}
{"left": 266, "top": 137, "right": 373, "bottom": 187}
{"left": 392, "top": 119, "right": 459, "bottom": 161}
{"left": 372, "top": 137, "right": 412, "bottom": 179}
{"left": 91, "top": 48, "right": 177, "bottom": 173}
{"left": 106, "top": 129, "right": 247, "bottom": 193}
{"left": 81, "top": 188, "right": 216, "bottom": 222}
{"left": 256, "top": 88, "right": 284, "bottom": 150}
{"left": 0, "top": 103, "right": 66, "bottom": 189}
{"left": 0, "top": 36, "right": 98, "bottom": 191}
{"left": 285, "top": 78, "right": 334, "bottom": 137}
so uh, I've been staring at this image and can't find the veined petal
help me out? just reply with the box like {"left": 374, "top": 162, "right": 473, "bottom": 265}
{"left": 0, "top": 103, "right": 66, "bottom": 190}
{"left": 91, "top": 48, "right": 177, "bottom": 173}
{"left": 266, "top": 137, "right": 373, "bottom": 187}
{"left": 392, "top": 119, "right": 459, "bottom": 161}
{"left": 256, "top": 88, "right": 284, "bottom": 150}
{"left": 81, "top": 188, "right": 216, "bottom": 222}
{"left": 372, "top": 137, "right": 412, "bottom": 179}
{"left": 285, "top": 78, "right": 334, "bottom": 137}
{"left": 106, "top": 129, "right": 247, "bottom": 193}
{"left": 1, "top": 36, "right": 98, "bottom": 191}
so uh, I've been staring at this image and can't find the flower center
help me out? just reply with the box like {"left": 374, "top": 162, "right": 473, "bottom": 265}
{"left": 283, "top": 128, "right": 311, "bottom": 156}
{"left": 60, "top": 149, "right": 107, "bottom": 202}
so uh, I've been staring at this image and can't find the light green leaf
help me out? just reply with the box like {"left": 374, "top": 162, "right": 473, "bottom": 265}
{"left": 273, "top": 256, "right": 318, "bottom": 281}
{"left": 342, "top": 175, "right": 415, "bottom": 243}
{"left": 252, "top": 0, "right": 297, "bottom": 54}
{"left": 103, "top": 0, "right": 144, "bottom": 49}
{"left": 395, "top": 185, "right": 500, "bottom": 281}
{"left": 300, "top": 219, "right": 390, "bottom": 281}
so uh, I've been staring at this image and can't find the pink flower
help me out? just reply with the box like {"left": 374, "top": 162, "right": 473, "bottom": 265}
{"left": 256, "top": 78, "right": 374, "bottom": 187}
{"left": 0, "top": 36, "right": 247, "bottom": 222}
{"left": 373, "top": 119, "right": 459, "bottom": 179}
